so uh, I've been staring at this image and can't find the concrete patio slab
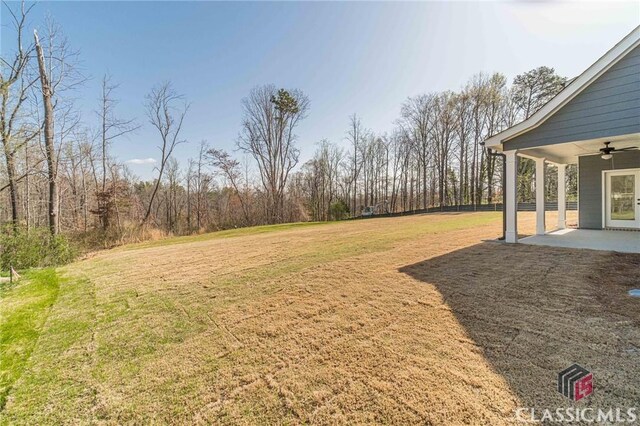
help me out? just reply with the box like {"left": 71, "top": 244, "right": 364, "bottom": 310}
{"left": 521, "top": 229, "right": 640, "bottom": 253}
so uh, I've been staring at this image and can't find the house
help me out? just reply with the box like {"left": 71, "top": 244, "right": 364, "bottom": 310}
{"left": 485, "top": 26, "right": 640, "bottom": 249}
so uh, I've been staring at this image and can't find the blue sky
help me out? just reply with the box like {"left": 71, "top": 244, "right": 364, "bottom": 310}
{"left": 2, "top": 1, "right": 639, "bottom": 179}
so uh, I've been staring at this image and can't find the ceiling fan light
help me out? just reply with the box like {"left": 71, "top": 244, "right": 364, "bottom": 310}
{"left": 601, "top": 153, "right": 613, "bottom": 160}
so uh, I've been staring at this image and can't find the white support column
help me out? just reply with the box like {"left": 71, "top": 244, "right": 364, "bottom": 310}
{"left": 535, "top": 158, "right": 546, "bottom": 235}
{"left": 505, "top": 150, "right": 518, "bottom": 243}
{"left": 557, "top": 164, "right": 567, "bottom": 229}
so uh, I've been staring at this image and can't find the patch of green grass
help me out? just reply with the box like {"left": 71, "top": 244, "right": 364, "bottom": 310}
{"left": 124, "top": 221, "right": 331, "bottom": 251}
{"left": 0, "top": 269, "right": 60, "bottom": 411}
{"left": 0, "top": 272, "right": 96, "bottom": 424}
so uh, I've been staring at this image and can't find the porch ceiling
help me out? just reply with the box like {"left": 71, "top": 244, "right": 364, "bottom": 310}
{"left": 517, "top": 133, "right": 640, "bottom": 165}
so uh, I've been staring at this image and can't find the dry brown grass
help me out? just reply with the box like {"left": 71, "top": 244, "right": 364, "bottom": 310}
{"left": 2, "top": 210, "right": 638, "bottom": 425}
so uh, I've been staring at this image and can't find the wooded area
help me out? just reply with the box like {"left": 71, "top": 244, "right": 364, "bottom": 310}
{"left": 0, "top": 2, "right": 577, "bottom": 258}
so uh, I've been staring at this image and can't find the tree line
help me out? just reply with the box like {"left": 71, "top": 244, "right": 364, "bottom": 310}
{"left": 301, "top": 68, "right": 577, "bottom": 222}
{"left": 0, "top": 2, "right": 577, "bottom": 256}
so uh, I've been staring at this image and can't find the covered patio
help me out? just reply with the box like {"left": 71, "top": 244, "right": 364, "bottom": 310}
{"left": 501, "top": 133, "right": 640, "bottom": 247}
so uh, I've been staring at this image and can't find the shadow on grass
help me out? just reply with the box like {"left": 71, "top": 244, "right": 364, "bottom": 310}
{"left": 399, "top": 242, "right": 640, "bottom": 410}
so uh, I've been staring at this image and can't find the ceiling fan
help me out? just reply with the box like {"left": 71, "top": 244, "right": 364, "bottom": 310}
{"left": 599, "top": 141, "right": 638, "bottom": 160}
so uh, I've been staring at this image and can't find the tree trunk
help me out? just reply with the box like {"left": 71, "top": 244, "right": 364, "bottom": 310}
{"left": 2, "top": 148, "right": 19, "bottom": 229}
{"left": 34, "top": 30, "right": 58, "bottom": 235}
{"left": 25, "top": 142, "right": 30, "bottom": 233}
{"left": 1, "top": 98, "right": 19, "bottom": 230}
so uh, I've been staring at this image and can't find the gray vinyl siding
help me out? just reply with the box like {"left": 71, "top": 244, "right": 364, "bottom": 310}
{"left": 507, "top": 45, "right": 640, "bottom": 150}
{"left": 578, "top": 151, "right": 640, "bottom": 229}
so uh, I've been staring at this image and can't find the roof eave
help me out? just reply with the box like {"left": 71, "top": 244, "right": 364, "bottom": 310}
{"left": 483, "top": 25, "right": 640, "bottom": 152}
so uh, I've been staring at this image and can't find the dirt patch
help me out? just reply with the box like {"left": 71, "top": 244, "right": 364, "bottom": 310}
{"left": 590, "top": 252, "right": 640, "bottom": 324}
{"left": 401, "top": 243, "right": 640, "bottom": 415}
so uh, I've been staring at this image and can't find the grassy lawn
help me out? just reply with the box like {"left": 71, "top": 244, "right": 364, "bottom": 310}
{"left": 1, "top": 211, "right": 638, "bottom": 424}
{"left": 0, "top": 270, "right": 60, "bottom": 411}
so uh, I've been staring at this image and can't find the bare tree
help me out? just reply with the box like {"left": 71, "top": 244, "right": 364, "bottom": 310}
{"left": 207, "top": 147, "right": 251, "bottom": 226}
{"left": 33, "top": 16, "right": 84, "bottom": 235}
{"left": 163, "top": 157, "right": 181, "bottom": 232}
{"left": 346, "top": 114, "right": 365, "bottom": 215}
{"left": 95, "top": 74, "right": 138, "bottom": 229}
{"left": 431, "top": 92, "right": 457, "bottom": 207}
{"left": 400, "top": 95, "right": 434, "bottom": 209}
{"left": 300, "top": 139, "right": 344, "bottom": 221}
{"left": 142, "top": 82, "right": 188, "bottom": 226}
{"left": 33, "top": 29, "right": 57, "bottom": 234}
{"left": 237, "top": 85, "right": 309, "bottom": 223}
{"left": 97, "top": 74, "right": 138, "bottom": 191}
{"left": 0, "top": 1, "right": 37, "bottom": 230}
{"left": 195, "top": 141, "right": 208, "bottom": 229}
